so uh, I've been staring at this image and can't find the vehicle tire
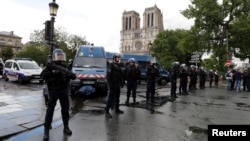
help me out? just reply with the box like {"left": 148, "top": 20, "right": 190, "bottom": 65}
{"left": 3, "top": 74, "right": 8, "bottom": 81}
{"left": 18, "top": 76, "right": 23, "bottom": 84}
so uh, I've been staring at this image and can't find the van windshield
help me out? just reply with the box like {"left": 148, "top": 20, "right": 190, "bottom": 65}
{"left": 77, "top": 47, "right": 105, "bottom": 58}
{"left": 19, "top": 62, "right": 40, "bottom": 69}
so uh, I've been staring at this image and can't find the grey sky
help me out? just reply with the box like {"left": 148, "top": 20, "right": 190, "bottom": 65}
{"left": 1, "top": 0, "right": 194, "bottom": 52}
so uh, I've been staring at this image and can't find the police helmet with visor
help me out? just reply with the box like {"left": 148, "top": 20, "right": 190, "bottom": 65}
{"left": 128, "top": 58, "right": 135, "bottom": 63}
{"left": 52, "top": 49, "right": 66, "bottom": 61}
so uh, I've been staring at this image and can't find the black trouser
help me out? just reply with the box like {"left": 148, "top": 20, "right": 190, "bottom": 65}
{"left": 209, "top": 78, "right": 213, "bottom": 87}
{"left": 146, "top": 79, "right": 155, "bottom": 101}
{"left": 44, "top": 88, "right": 69, "bottom": 129}
{"left": 243, "top": 79, "right": 247, "bottom": 91}
{"left": 189, "top": 78, "right": 195, "bottom": 91}
{"left": 106, "top": 83, "right": 121, "bottom": 111}
{"left": 171, "top": 81, "right": 177, "bottom": 97}
{"left": 180, "top": 79, "right": 188, "bottom": 94}
{"left": 126, "top": 80, "right": 137, "bottom": 102}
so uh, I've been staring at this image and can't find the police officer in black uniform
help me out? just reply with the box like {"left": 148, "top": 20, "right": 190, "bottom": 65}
{"left": 170, "top": 62, "right": 180, "bottom": 99}
{"left": 188, "top": 65, "right": 196, "bottom": 91}
{"left": 146, "top": 59, "right": 159, "bottom": 103}
{"left": 105, "top": 54, "right": 124, "bottom": 118}
{"left": 124, "top": 58, "right": 140, "bottom": 105}
{"left": 41, "top": 49, "right": 76, "bottom": 140}
{"left": 179, "top": 64, "right": 189, "bottom": 95}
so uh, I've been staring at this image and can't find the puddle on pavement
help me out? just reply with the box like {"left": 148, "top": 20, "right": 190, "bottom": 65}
{"left": 235, "top": 102, "right": 250, "bottom": 108}
{"left": 0, "top": 102, "right": 8, "bottom": 107}
{"left": 214, "top": 96, "right": 226, "bottom": 100}
{"left": 189, "top": 126, "right": 208, "bottom": 134}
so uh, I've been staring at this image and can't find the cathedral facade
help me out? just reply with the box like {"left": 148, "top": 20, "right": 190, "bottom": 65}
{"left": 120, "top": 5, "right": 164, "bottom": 54}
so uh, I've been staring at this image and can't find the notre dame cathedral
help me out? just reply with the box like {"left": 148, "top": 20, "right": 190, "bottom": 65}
{"left": 120, "top": 4, "right": 164, "bottom": 55}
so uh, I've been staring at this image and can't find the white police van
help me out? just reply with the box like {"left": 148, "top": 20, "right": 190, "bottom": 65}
{"left": 3, "top": 58, "right": 43, "bottom": 83}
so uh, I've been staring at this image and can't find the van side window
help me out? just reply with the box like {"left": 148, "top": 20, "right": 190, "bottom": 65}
{"left": 5, "top": 62, "right": 12, "bottom": 68}
{"left": 13, "top": 63, "right": 19, "bottom": 70}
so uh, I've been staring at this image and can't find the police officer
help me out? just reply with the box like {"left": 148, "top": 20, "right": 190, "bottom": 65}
{"left": 68, "top": 59, "right": 73, "bottom": 70}
{"left": 105, "top": 54, "right": 124, "bottom": 118}
{"left": 199, "top": 67, "right": 206, "bottom": 89}
{"left": 188, "top": 65, "right": 196, "bottom": 91}
{"left": 179, "top": 64, "right": 189, "bottom": 95}
{"left": 170, "top": 62, "right": 179, "bottom": 99}
{"left": 124, "top": 58, "right": 140, "bottom": 105}
{"left": 209, "top": 69, "right": 214, "bottom": 87}
{"left": 146, "top": 59, "right": 159, "bottom": 103}
{"left": 41, "top": 49, "right": 76, "bottom": 140}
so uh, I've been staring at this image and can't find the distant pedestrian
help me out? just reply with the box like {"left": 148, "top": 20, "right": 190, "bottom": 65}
{"left": 234, "top": 68, "right": 242, "bottom": 91}
{"left": 231, "top": 69, "right": 236, "bottom": 90}
{"left": 214, "top": 70, "right": 219, "bottom": 87}
{"left": 225, "top": 70, "right": 233, "bottom": 91}
{"left": 170, "top": 62, "right": 180, "bottom": 99}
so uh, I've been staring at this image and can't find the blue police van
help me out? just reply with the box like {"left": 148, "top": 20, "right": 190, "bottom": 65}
{"left": 106, "top": 52, "right": 170, "bottom": 85}
{"left": 70, "top": 45, "right": 108, "bottom": 96}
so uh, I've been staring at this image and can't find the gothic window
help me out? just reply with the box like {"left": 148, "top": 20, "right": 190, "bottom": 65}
{"left": 125, "top": 46, "right": 127, "bottom": 51}
{"left": 129, "top": 17, "right": 131, "bottom": 29}
{"left": 147, "top": 14, "right": 150, "bottom": 27}
{"left": 151, "top": 13, "right": 154, "bottom": 27}
{"left": 135, "top": 41, "right": 142, "bottom": 50}
{"left": 125, "top": 17, "right": 128, "bottom": 30}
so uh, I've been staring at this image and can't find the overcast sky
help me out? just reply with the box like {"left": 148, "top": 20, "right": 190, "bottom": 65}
{"left": 0, "top": 0, "right": 194, "bottom": 52}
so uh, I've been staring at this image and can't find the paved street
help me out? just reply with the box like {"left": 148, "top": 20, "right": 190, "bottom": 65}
{"left": 1, "top": 79, "right": 250, "bottom": 141}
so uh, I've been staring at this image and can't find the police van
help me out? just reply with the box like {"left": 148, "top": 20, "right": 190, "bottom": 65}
{"left": 3, "top": 58, "right": 43, "bottom": 83}
{"left": 70, "top": 45, "right": 108, "bottom": 96}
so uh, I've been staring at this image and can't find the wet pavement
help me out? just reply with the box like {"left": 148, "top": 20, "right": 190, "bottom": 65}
{"left": 1, "top": 80, "right": 250, "bottom": 141}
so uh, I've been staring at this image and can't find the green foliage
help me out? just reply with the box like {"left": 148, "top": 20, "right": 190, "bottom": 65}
{"left": 0, "top": 47, "right": 14, "bottom": 60}
{"left": 29, "top": 26, "right": 88, "bottom": 63}
{"left": 15, "top": 43, "right": 48, "bottom": 66}
{"left": 151, "top": 29, "right": 192, "bottom": 68}
{"left": 181, "top": 0, "right": 250, "bottom": 71}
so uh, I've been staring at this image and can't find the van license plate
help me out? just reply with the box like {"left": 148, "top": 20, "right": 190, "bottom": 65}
{"left": 83, "top": 81, "right": 94, "bottom": 84}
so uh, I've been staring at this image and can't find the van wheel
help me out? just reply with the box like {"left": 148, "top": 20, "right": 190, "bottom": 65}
{"left": 3, "top": 74, "right": 8, "bottom": 81}
{"left": 18, "top": 76, "right": 23, "bottom": 84}
{"left": 160, "top": 79, "right": 167, "bottom": 86}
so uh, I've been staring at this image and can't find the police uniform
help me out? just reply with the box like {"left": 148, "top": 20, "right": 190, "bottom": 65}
{"left": 146, "top": 61, "right": 159, "bottom": 103}
{"left": 170, "top": 62, "right": 179, "bottom": 99}
{"left": 179, "top": 67, "right": 189, "bottom": 95}
{"left": 41, "top": 49, "right": 76, "bottom": 140}
{"left": 124, "top": 58, "right": 140, "bottom": 104}
{"left": 105, "top": 55, "right": 124, "bottom": 118}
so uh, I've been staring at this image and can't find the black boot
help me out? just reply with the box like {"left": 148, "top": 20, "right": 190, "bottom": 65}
{"left": 115, "top": 109, "right": 124, "bottom": 114}
{"left": 105, "top": 111, "right": 112, "bottom": 118}
{"left": 43, "top": 128, "right": 49, "bottom": 140}
{"left": 63, "top": 126, "right": 72, "bottom": 135}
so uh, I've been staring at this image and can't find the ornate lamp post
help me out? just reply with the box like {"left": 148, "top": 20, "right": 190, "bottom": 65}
{"left": 48, "top": 0, "right": 59, "bottom": 62}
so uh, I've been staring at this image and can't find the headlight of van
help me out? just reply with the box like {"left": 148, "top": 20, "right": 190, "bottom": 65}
{"left": 23, "top": 71, "right": 32, "bottom": 76}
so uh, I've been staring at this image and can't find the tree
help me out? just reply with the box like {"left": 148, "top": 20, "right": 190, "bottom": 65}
{"left": 151, "top": 29, "right": 192, "bottom": 68}
{"left": 0, "top": 47, "right": 14, "bottom": 61}
{"left": 15, "top": 44, "right": 48, "bottom": 66}
{"left": 30, "top": 26, "right": 88, "bottom": 60}
{"left": 181, "top": 0, "right": 250, "bottom": 71}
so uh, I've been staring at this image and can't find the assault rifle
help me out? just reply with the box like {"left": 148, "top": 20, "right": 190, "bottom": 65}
{"left": 47, "top": 62, "right": 76, "bottom": 80}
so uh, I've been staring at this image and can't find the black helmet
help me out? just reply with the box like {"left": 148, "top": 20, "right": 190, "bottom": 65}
{"left": 52, "top": 48, "right": 66, "bottom": 61}
{"left": 112, "top": 54, "right": 120, "bottom": 59}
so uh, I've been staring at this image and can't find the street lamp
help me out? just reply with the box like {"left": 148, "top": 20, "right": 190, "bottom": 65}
{"left": 48, "top": 0, "right": 59, "bottom": 63}
{"left": 148, "top": 41, "right": 152, "bottom": 55}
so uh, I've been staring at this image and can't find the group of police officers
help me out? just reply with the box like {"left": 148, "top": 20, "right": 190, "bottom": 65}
{"left": 41, "top": 50, "right": 210, "bottom": 140}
